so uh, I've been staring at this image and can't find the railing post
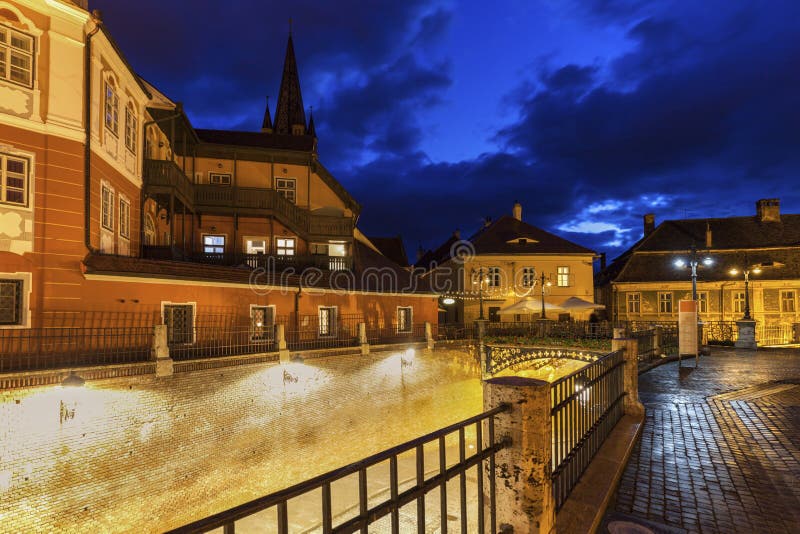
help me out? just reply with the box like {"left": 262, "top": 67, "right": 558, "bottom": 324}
{"left": 359, "top": 322, "right": 369, "bottom": 356}
{"left": 612, "top": 329, "right": 644, "bottom": 417}
{"left": 425, "top": 322, "right": 434, "bottom": 350}
{"left": 653, "top": 326, "right": 662, "bottom": 356}
{"left": 152, "top": 324, "right": 174, "bottom": 377}
{"left": 277, "top": 324, "right": 290, "bottom": 362}
{"left": 483, "top": 377, "right": 554, "bottom": 533}
{"left": 476, "top": 320, "right": 489, "bottom": 378}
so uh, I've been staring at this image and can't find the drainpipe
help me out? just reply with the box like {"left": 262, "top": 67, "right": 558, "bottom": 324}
{"left": 83, "top": 11, "right": 102, "bottom": 252}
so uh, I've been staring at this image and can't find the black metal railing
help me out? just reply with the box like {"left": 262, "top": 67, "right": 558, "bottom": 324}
{"left": 190, "top": 252, "right": 353, "bottom": 272}
{"left": 167, "top": 326, "right": 277, "bottom": 361}
{"left": 484, "top": 320, "right": 615, "bottom": 341}
{"left": 0, "top": 327, "right": 152, "bottom": 372}
{"left": 550, "top": 349, "right": 625, "bottom": 510}
{"left": 285, "top": 314, "right": 362, "bottom": 351}
{"left": 705, "top": 320, "right": 737, "bottom": 345}
{"left": 366, "top": 323, "right": 427, "bottom": 345}
{"left": 165, "top": 405, "right": 510, "bottom": 534}
{"left": 632, "top": 328, "right": 657, "bottom": 363}
{"left": 435, "top": 323, "right": 477, "bottom": 342}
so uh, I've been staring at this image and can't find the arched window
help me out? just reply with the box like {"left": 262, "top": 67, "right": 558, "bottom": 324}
{"left": 104, "top": 77, "right": 119, "bottom": 135}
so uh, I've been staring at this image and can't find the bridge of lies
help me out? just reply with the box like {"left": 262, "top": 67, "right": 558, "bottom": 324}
{"left": 480, "top": 343, "right": 604, "bottom": 377}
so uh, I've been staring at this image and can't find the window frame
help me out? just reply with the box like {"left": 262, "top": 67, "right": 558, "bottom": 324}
{"left": 733, "top": 291, "right": 746, "bottom": 314}
{"left": 124, "top": 104, "right": 138, "bottom": 153}
{"left": 118, "top": 196, "right": 130, "bottom": 240}
{"left": 101, "top": 183, "right": 114, "bottom": 232}
{"left": 658, "top": 292, "right": 673, "bottom": 314}
{"left": 0, "top": 152, "right": 30, "bottom": 207}
{"left": 104, "top": 79, "right": 119, "bottom": 136}
{"left": 202, "top": 234, "right": 226, "bottom": 254}
{"left": 521, "top": 267, "right": 536, "bottom": 288}
{"left": 250, "top": 304, "right": 276, "bottom": 342}
{"left": 318, "top": 306, "right": 337, "bottom": 338}
{"left": 697, "top": 291, "right": 708, "bottom": 314}
{"left": 276, "top": 237, "right": 296, "bottom": 256}
{"left": 557, "top": 266, "right": 570, "bottom": 287}
{"left": 781, "top": 290, "right": 796, "bottom": 313}
{"left": 162, "top": 302, "right": 196, "bottom": 345}
{"left": 276, "top": 178, "right": 296, "bottom": 203}
{"left": 397, "top": 306, "right": 413, "bottom": 333}
{"left": 209, "top": 172, "right": 232, "bottom": 186}
{"left": 0, "top": 23, "right": 35, "bottom": 89}
{"left": 626, "top": 292, "right": 640, "bottom": 314}
{"left": 0, "top": 279, "right": 23, "bottom": 326}
{"left": 486, "top": 266, "right": 501, "bottom": 288}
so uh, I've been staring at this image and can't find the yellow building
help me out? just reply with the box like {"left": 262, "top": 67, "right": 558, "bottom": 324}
{"left": 417, "top": 202, "right": 599, "bottom": 324}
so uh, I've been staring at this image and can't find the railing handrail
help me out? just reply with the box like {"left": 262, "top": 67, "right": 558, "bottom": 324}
{"left": 165, "top": 404, "right": 510, "bottom": 533}
{"left": 550, "top": 348, "right": 624, "bottom": 389}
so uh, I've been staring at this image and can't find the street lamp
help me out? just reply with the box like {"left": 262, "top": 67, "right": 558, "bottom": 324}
{"left": 729, "top": 258, "right": 777, "bottom": 320}
{"left": 539, "top": 272, "right": 552, "bottom": 319}
{"left": 472, "top": 267, "right": 490, "bottom": 320}
{"left": 673, "top": 243, "right": 713, "bottom": 300}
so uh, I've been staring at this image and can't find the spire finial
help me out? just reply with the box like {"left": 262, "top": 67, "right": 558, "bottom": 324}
{"left": 289, "top": 17, "right": 293, "bottom": 36}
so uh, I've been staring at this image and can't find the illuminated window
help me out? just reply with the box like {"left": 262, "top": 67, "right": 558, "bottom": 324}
{"left": 310, "top": 243, "right": 328, "bottom": 255}
{"left": 209, "top": 173, "right": 231, "bottom": 186}
{"left": 697, "top": 291, "right": 708, "bottom": 313}
{"left": 557, "top": 266, "right": 570, "bottom": 287}
{"left": 0, "top": 153, "right": 29, "bottom": 206}
{"left": 276, "top": 178, "right": 296, "bottom": 203}
{"left": 521, "top": 267, "right": 536, "bottom": 288}
{"left": 733, "top": 292, "right": 746, "bottom": 314}
{"left": 124, "top": 104, "right": 137, "bottom": 153}
{"left": 487, "top": 267, "right": 501, "bottom": 287}
{"left": 397, "top": 306, "right": 413, "bottom": 333}
{"left": 781, "top": 291, "right": 796, "bottom": 313}
{"left": 251, "top": 306, "right": 274, "bottom": 341}
{"left": 101, "top": 184, "right": 114, "bottom": 231}
{"left": 144, "top": 214, "right": 156, "bottom": 245}
{"left": 318, "top": 306, "right": 337, "bottom": 337}
{"left": 104, "top": 80, "right": 119, "bottom": 135}
{"left": 163, "top": 304, "right": 194, "bottom": 344}
{"left": 0, "top": 24, "right": 34, "bottom": 88}
{"left": 203, "top": 235, "right": 225, "bottom": 254}
{"left": 0, "top": 279, "right": 23, "bottom": 325}
{"left": 659, "top": 292, "right": 673, "bottom": 314}
{"left": 626, "top": 293, "right": 640, "bottom": 314}
{"left": 276, "top": 237, "right": 295, "bottom": 256}
{"left": 119, "top": 197, "right": 130, "bottom": 239}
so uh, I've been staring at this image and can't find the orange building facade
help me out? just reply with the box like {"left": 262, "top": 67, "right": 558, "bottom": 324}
{"left": 0, "top": 0, "right": 436, "bottom": 345}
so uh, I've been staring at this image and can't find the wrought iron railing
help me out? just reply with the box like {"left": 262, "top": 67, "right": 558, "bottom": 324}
{"left": 704, "top": 320, "right": 737, "bottom": 344}
{"left": 435, "top": 323, "right": 477, "bottom": 342}
{"left": 484, "top": 320, "right": 615, "bottom": 340}
{"left": 366, "top": 323, "right": 427, "bottom": 345}
{"left": 632, "top": 328, "right": 657, "bottom": 363}
{"left": 550, "top": 349, "right": 625, "bottom": 510}
{"left": 167, "top": 326, "right": 277, "bottom": 361}
{"left": 483, "top": 345, "right": 601, "bottom": 376}
{"left": 757, "top": 323, "right": 794, "bottom": 346}
{"left": 165, "top": 405, "right": 510, "bottom": 534}
{"left": 190, "top": 252, "right": 353, "bottom": 272}
{"left": 0, "top": 327, "right": 152, "bottom": 372}
{"left": 285, "top": 314, "right": 362, "bottom": 351}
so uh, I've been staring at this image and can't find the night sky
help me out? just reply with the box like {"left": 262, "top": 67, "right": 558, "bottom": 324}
{"left": 93, "top": 0, "right": 800, "bottom": 261}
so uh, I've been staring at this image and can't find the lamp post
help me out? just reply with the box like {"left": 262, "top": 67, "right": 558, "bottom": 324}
{"left": 472, "top": 267, "right": 489, "bottom": 320}
{"left": 539, "top": 272, "right": 552, "bottom": 319}
{"left": 729, "top": 256, "right": 776, "bottom": 320}
{"left": 673, "top": 243, "right": 713, "bottom": 300}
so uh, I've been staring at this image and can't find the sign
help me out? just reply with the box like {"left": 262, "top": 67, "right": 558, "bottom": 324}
{"left": 678, "top": 300, "right": 698, "bottom": 358}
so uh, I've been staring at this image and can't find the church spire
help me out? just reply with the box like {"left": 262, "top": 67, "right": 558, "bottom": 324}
{"left": 274, "top": 32, "right": 306, "bottom": 135}
{"left": 261, "top": 96, "right": 273, "bottom": 133}
{"left": 307, "top": 106, "right": 316, "bottom": 138}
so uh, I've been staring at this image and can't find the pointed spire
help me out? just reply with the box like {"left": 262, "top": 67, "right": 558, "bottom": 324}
{"left": 261, "top": 96, "right": 273, "bottom": 133}
{"left": 274, "top": 32, "right": 306, "bottom": 135}
{"left": 307, "top": 106, "right": 316, "bottom": 137}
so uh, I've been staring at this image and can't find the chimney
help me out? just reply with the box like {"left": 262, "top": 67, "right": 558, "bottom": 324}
{"left": 643, "top": 213, "right": 655, "bottom": 236}
{"left": 600, "top": 252, "right": 607, "bottom": 271}
{"left": 453, "top": 229, "right": 461, "bottom": 239}
{"left": 756, "top": 198, "right": 780, "bottom": 222}
{"left": 705, "top": 221, "right": 712, "bottom": 248}
{"left": 512, "top": 201, "right": 522, "bottom": 221}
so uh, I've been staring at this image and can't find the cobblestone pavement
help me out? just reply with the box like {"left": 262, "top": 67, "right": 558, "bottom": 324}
{"left": 609, "top": 348, "right": 800, "bottom": 534}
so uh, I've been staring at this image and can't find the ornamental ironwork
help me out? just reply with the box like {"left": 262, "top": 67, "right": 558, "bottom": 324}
{"left": 483, "top": 343, "right": 603, "bottom": 376}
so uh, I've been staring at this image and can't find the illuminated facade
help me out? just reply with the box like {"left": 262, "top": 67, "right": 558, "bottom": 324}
{"left": 0, "top": 0, "right": 436, "bottom": 336}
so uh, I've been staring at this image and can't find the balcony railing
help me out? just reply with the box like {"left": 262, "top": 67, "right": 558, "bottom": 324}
{"left": 141, "top": 247, "right": 353, "bottom": 272}
{"left": 143, "top": 159, "right": 194, "bottom": 204}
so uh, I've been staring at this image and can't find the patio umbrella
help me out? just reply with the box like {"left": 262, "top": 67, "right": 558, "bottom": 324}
{"left": 559, "top": 296, "right": 606, "bottom": 310}
{"left": 497, "top": 298, "right": 565, "bottom": 315}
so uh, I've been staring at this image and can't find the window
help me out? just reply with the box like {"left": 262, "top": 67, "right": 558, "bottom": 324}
{"left": 203, "top": 235, "right": 225, "bottom": 254}
{"left": 397, "top": 307, "right": 412, "bottom": 333}
{"left": 144, "top": 214, "right": 156, "bottom": 245}
{"left": 163, "top": 304, "right": 194, "bottom": 344}
{"left": 781, "top": 291, "right": 796, "bottom": 313}
{"left": 0, "top": 279, "right": 23, "bottom": 325}
{"left": 487, "top": 267, "right": 501, "bottom": 287}
{"left": 733, "top": 292, "right": 746, "bottom": 314}
{"left": 276, "top": 237, "right": 295, "bottom": 256}
{"left": 1, "top": 153, "right": 29, "bottom": 206}
{"left": 659, "top": 292, "right": 673, "bottom": 314}
{"left": 245, "top": 239, "right": 266, "bottom": 254}
{"left": 488, "top": 307, "right": 501, "bottom": 323}
{"left": 119, "top": 197, "right": 130, "bottom": 239}
{"left": 209, "top": 173, "right": 231, "bottom": 186}
{"left": 310, "top": 243, "right": 328, "bottom": 255}
{"left": 251, "top": 306, "right": 274, "bottom": 341}
{"left": 697, "top": 292, "right": 708, "bottom": 314}
{"left": 521, "top": 267, "right": 536, "bottom": 288}
{"left": 0, "top": 24, "right": 34, "bottom": 88}
{"left": 626, "top": 293, "right": 640, "bottom": 314}
{"left": 557, "top": 266, "right": 570, "bottom": 287}
{"left": 318, "top": 307, "right": 337, "bottom": 337}
{"left": 124, "top": 105, "right": 137, "bottom": 153}
{"left": 276, "top": 178, "right": 296, "bottom": 203}
{"left": 104, "top": 80, "right": 119, "bottom": 135}
{"left": 101, "top": 184, "right": 114, "bottom": 231}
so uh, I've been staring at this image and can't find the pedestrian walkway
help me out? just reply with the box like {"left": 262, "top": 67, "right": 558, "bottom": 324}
{"left": 603, "top": 348, "right": 800, "bottom": 534}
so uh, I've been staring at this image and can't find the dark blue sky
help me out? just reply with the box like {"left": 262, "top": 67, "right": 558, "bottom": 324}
{"left": 94, "top": 0, "right": 800, "bottom": 261}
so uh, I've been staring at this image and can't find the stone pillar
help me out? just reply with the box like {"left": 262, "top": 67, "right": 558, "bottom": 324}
{"left": 735, "top": 319, "right": 757, "bottom": 350}
{"left": 612, "top": 332, "right": 644, "bottom": 417}
{"left": 476, "top": 320, "right": 489, "bottom": 378}
{"left": 483, "top": 376, "right": 554, "bottom": 534}
{"left": 277, "top": 324, "right": 291, "bottom": 362}
{"left": 151, "top": 324, "right": 174, "bottom": 377}
{"left": 425, "top": 322, "right": 434, "bottom": 350}
{"left": 359, "top": 322, "right": 369, "bottom": 356}
{"left": 653, "top": 326, "right": 663, "bottom": 356}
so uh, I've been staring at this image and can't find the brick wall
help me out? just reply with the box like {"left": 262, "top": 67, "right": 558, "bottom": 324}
{"left": 0, "top": 347, "right": 481, "bottom": 531}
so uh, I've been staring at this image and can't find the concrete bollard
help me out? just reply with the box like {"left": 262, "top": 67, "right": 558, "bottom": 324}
{"left": 151, "top": 324, "right": 174, "bottom": 377}
{"left": 277, "top": 324, "right": 291, "bottom": 362}
{"left": 612, "top": 333, "right": 644, "bottom": 417}
{"left": 359, "top": 322, "right": 369, "bottom": 356}
{"left": 483, "top": 376, "right": 555, "bottom": 534}
{"left": 425, "top": 321, "right": 434, "bottom": 350}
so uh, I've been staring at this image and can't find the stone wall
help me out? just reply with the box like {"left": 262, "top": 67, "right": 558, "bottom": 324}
{"left": 0, "top": 347, "right": 481, "bottom": 532}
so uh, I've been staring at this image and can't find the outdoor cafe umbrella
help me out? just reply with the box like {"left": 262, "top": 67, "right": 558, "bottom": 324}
{"left": 497, "top": 297, "right": 565, "bottom": 314}
{"left": 558, "top": 296, "right": 606, "bottom": 310}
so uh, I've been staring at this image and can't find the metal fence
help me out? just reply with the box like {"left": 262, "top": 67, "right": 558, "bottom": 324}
{"left": 366, "top": 323, "right": 427, "bottom": 345}
{"left": 168, "top": 325, "right": 277, "bottom": 361}
{"left": 285, "top": 314, "right": 362, "bottom": 351}
{"left": 435, "top": 323, "right": 477, "bottom": 342}
{"left": 0, "top": 327, "right": 152, "bottom": 372}
{"left": 632, "top": 329, "right": 657, "bottom": 363}
{"left": 757, "top": 323, "right": 794, "bottom": 346}
{"left": 165, "top": 405, "right": 510, "bottom": 534}
{"left": 550, "top": 349, "right": 626, "bottom": 510}
{"left": 704, "top": 320, "right": 738, "bottom": 345}
{"left": 484, "top": 320, "right": 614, "bottom": 340}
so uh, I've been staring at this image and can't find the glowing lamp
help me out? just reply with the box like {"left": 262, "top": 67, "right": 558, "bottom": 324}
{"left": 702, "top": 257, "right": 713, "bottom": 266}
{"left": 442, "top": 297, "right": 456, "bottom": 305}
{"left": 752, "top": 267, "right": 762, "bottom": 274}
{"left": 674, "top": 259, "right": 686, "bottom": 268}
{"left": 729, "top": 268, "right": 739, "bottom": 276}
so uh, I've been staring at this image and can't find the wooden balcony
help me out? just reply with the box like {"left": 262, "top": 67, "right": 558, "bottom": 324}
{"left": 142, "top": 247, "right": 353, "bottom": 272}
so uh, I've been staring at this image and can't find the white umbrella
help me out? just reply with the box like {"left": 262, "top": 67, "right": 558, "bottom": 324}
{"left": 497, "top": 298, "right": 565, "bottom": 315}
{"left": 559, "top": 296, "right": 606, "bottom": 310}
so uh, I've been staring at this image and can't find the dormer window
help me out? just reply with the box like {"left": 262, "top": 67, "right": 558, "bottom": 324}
{"left": 104, "top": 79, "right": 119, "bottom": 136}
{"left": 0, "top": 24, "right": 34, "bottom": 88}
